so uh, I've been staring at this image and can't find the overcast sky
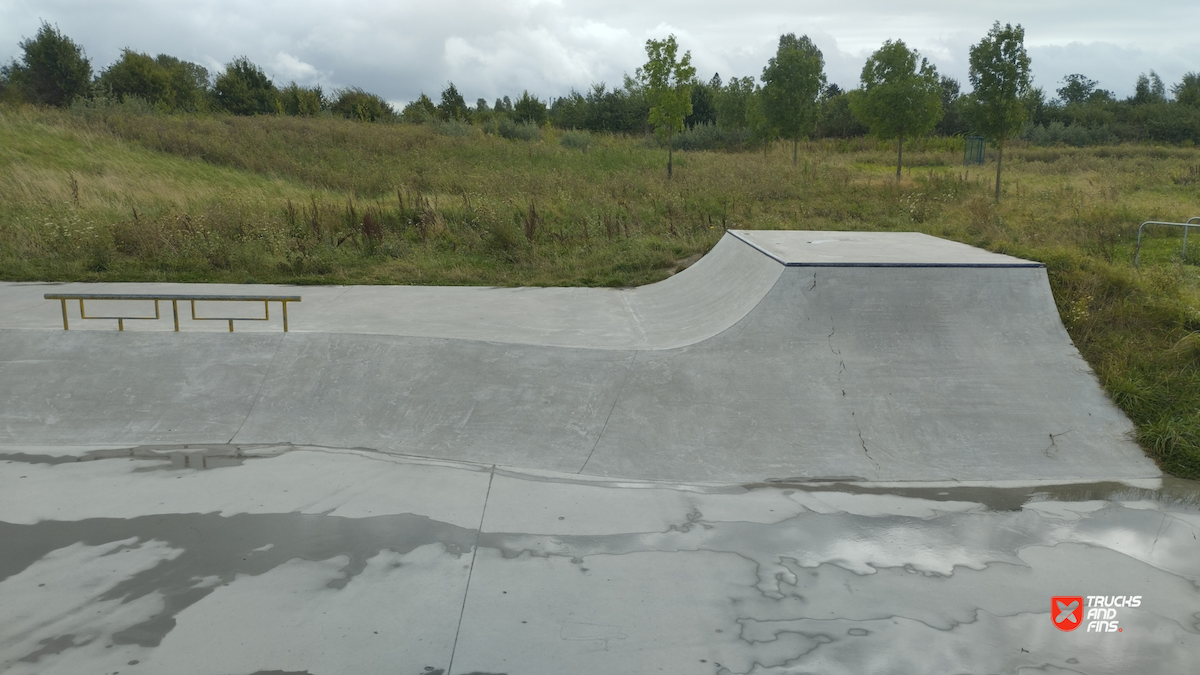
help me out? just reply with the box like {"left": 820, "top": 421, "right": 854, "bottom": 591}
{"left": 3, "top": 0, "right": 1197, "bottom": 108}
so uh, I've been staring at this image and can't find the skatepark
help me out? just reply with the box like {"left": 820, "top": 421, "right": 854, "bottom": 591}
{"left": 1, "top": 230, "right": 1197, "bottom": 674}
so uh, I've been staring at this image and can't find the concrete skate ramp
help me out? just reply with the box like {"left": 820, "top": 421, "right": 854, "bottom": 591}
{"left": 0, "top": 231, "right": 1158, "bottom": 482}
{"left": 0, "top": 234, "right": 781, "bottom": 350}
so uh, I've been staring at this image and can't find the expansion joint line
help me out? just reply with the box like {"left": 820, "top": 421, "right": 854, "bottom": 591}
{"left": 447, "top": 467, "right": 495, "bottom": 675}
{"left": 228, "top": 333, "right": 286, "bottom": 444}
{"left": 578, "top": 351, "right": 637, "bottom": 474}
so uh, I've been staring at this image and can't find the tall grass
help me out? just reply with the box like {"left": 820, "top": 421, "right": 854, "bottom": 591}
{"left": 3, "top": 104, "right": 1200, "bottom": 476}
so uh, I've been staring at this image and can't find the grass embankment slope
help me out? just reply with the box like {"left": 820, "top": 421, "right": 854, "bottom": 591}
{"left": 3, "top": 105, "right": 1200, "bottom": 478}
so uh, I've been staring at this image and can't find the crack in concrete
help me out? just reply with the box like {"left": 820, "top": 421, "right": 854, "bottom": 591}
{"left": 854, "top": 417, "right": 881, "bottom": 478}
{"left": 1043, "top": 429, "right": 1072, "bottom": 458}
{"left": 447, "top": 467, "right": 495, "bottom": 675}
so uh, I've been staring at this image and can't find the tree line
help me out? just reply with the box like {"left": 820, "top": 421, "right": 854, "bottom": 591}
{"left": 4, "top": 22, "right": 1200, "bottom": 194}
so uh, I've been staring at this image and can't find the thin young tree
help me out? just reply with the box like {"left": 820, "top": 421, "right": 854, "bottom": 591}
{"left": 849, "top": 40, "right": 943, "bottom": 178}
{"left": 760, "top": 33, "right": 826, "bottom": 165}
{"left": 961, "top": 22, "right": 1031, "bottom": 203}
{"left": 637, "top": 34, "right": 695, "bottom": 178}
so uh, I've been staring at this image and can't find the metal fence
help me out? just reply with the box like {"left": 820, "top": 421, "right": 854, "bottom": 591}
{"left": 1133, "top": 218, "right": 1200, "bottom": 269}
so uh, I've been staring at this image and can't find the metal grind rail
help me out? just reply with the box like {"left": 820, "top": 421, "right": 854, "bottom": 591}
{"left": 43, "top": 293, "right": 301, "bottom": 332}
{"left": 1134, "top": 217, "right": 1200, "bottom": 269}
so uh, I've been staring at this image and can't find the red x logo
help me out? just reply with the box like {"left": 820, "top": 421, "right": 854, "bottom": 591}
{"left": 1052, "top": 596, "right": 1084, "bottom": 631}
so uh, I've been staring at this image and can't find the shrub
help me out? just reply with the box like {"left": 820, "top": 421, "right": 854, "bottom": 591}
{"left": 497, "top": 116, "right": 541, "bottom": 141}
{"left": 331, "top": 87, "right": 394, "bottom": 122}
{"left": 3, "top": 21, "right": 92, "bottom": 107}
{"left": 212, "top": 57, "right": 278, "bottom": 115}
{"left": 280, "top": 82, "right": 326, "bottom": 116}
{"left": 560, "top": 129, "right": 591, "bottom": 150}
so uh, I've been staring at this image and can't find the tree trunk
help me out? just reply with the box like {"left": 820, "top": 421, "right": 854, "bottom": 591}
{"left": 896, "top": 134, "right": 904, "bottom": 179}
{"left": 668, "top": 136, "right": 673, "bottom": 179}
{"left": 994, "top": 143, "right": 1003, "bottom": 203}
{"left": 793, "top": 138, "right": 798, "bottom": 166}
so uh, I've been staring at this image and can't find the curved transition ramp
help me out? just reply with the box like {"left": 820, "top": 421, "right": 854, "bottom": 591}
{"left": 0, "top": 231, "right": 1158, "bottom": 483}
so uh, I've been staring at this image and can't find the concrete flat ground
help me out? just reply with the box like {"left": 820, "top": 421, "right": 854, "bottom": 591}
{"left": 2, "top": 230, "right": 1194, "bottom": 675}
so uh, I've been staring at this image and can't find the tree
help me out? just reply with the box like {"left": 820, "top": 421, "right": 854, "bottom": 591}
{"left": 761, "top": 33, "right": 826, "bottom": 165}
{"left": 934, "top": 76, "right": 969, "bottom": 136}
{"left": 98, "top": 49, "right": 171, "bottom": 106}
{"left": 401, "top": 93, "right": 438, "bottom": 123}
{"left": 962, "top": 22, "right": 1030, "bottom": 203}
{"left": 849, "top": 40, "right": 943, "bottom": 178}
{"left": 1132, "top": 71, "right": 1166, "bottom": 105}
{"left": 154, "top": 55, "right": 209, "bottom": 112}
{"left": 3, "top": 21, "right": 92, "bottom": 106}
{"left": 438, "top": 82, "right": 469, "bottom": 121}
{"left": 715, "top": 76, "right": 755, "bottom": 129}
{"left": 815, "top": 85, "right": 868, "bottom": 139}
{"left": 512, "top": 91, "right": 547, "bottom": 125}
{"left": 279, "top": 82, "right": 325, "bottom": 116}
{"left": 637, "top": 34, "right": 695, "bottom": 177}
{"left": 745, "top": 86, "right": 774, "bottom": 155}
{"left": 1056, "top": 74, "right": 1097, "bottom": 105}
{"left": 212, "top": 57, "right": 278, "bottom": 115}
{"left": 685, "top": 73, "right": 719, "bottom": 128}
{"left": 1173, "top": 72, "right": 1200, "bottom": 107}
{"left": 331, "top": 87, "right": 393, "bottom": 121}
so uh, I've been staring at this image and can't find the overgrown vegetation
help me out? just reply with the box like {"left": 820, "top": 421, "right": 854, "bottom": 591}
{"left": 2, "top": 105, "right": 1200, "bottom": 477}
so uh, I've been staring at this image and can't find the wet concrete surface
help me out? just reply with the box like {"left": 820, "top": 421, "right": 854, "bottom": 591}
{"left": 2, "top": 446, "right": 1198, "bottom": 674}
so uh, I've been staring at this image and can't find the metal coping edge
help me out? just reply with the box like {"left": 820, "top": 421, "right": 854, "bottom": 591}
{"left": 725, "top": 230, "right": 1045, "bottom": 269}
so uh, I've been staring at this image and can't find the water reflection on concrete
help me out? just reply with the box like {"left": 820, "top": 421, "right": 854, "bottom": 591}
{"left": 1, "top": 445, "right": 1198, "bottom": 675}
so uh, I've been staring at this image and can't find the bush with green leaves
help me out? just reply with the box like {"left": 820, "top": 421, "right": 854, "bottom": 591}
{"left": 2, "top": 21, "right": 92, "bottom": 107}
{"left": 331, "top": 87, "right": 394, "bottom": 122}
{"left": 670, "top": 122, "right": 752, "bottom": 151}
{"left": 513, "top": 91, "right": 548, "bottom": 126}
{"left": 98, "top": 49, "right": 171, "bottom": 107}
{"left": 212, "top": 57, "right": 278, "bottom": 115}
{"left": 280, "top": 82, "right": 325, "bottom": 116}
{"left": 559, "top": 129, "right": 592, "bottom": 150}
{"left": 497, "top": 116, "right": 541, "bottom": 141}
{"left": 401, "top": 94, "right": 438, "bottom": 123}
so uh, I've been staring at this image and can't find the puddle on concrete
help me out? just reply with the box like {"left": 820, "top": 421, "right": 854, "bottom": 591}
{"left": 0, "top": 444, "right": 294, "bottom": 471}
{"left": 0, "top": 512, "right": 477, "bottom": 650}
{"left": 747, "top": 475, "right": 1200, "bottom": 512}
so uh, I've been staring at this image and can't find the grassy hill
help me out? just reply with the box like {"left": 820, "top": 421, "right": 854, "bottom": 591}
{"left": 3, "top": 103, "right": 1200, "bottom": 478}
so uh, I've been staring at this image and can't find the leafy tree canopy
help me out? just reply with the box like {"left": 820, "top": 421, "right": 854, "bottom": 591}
{"left": 401, "top": 93, "right": 438, "bottom": 123}
{"left": 1133, "top": 71, "right": 1167, "bottom": 105}
{"left": 212, "top": 57, "right": 278, "bottom": 115}
{"left": 513, "top": 91, "right": 548, "bottom": 125}
{"left": 438, "top": 82, "right": 469, "bottom": 121}
{"left": 638, "top": 34, "right": 696, "bottom": 140}
{"left": 761, "top": 33, "right": 826, "bottom": 163}
{"left": 98, "top": 49, "right": 172, "bottom": 106}
{"left": 280, "top": 82, "right": 325, "bottom": 116}
{"left": 3, "top": 21, "right": 92, "bottom": 106}
{"left": 332, "top": 87, "right": 394, "bottom": 122}
{"left": 849, "top": 39, "right": 942, "bottom": 175}
{"left": 1056, "top": 74, "right": 1097, "bottom": 105}
{"left": 1174, "top": 72, "right": 1200, "bottom": 107}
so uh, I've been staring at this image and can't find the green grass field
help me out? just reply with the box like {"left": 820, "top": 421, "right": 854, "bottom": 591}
{"left": 3, "top": 104, "right": 1200, "bottom": 477}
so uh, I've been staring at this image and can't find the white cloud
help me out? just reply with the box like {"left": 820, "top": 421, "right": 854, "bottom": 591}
{"left": 268, "top": 52, "right": 329, "bottom": 87}
{"left": 2, "top": 0, "right": 1197, "bottom": 103}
